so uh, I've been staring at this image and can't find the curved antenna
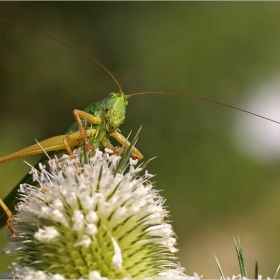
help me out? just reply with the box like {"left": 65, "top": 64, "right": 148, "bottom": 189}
{"left": 129, "top": 91, "right": 280, "bottom": 125}
{"left": 0, "top": 18, "right": 123, "bottom": 93}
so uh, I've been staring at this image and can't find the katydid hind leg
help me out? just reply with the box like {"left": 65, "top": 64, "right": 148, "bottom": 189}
{"left": 0, "top": 198, "right": 17, "bottom": 237}
{"left": 0, "top": 134, "right": 81, "bottom": 163}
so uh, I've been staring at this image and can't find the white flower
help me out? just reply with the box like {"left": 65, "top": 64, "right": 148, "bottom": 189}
{"left": 2, "top": 149, "right": 191, "bottom": 279}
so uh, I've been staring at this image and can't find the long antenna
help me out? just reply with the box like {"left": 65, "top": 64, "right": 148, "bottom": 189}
{"left": 0, "top": 18, "right": 123, "bottom": 93}
{"left": 129, "top": 91, "right": 280, "bottom": 125}
{"left": 2, "top": 18, "right": 280, "bottom": 126}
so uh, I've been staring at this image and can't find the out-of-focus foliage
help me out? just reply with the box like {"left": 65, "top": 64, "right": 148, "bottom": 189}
{"left": 0, "top": 2, "right": 280, "bottom": 277}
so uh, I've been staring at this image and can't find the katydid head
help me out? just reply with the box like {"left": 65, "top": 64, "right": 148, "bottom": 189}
{"left": 104, "top": 92, "right": 129, "bottom": 130}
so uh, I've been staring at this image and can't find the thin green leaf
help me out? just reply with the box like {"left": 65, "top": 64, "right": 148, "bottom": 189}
{"left": 115, "top": 125, "right": 142, "bottom": 175}
{"left": 273, "top": 264, "right": 280, "bottom": 279}
{"left": 214, "top": 255, "right": 226, "bottom": 280}
{"left": 255, "top": 259, "right": 258, "bottom": 280}
{"left": 234, "top": 236, "right": 248, "bottom": 277}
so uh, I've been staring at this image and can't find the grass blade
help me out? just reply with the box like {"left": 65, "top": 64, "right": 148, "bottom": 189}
{"left": 255, "top": 259, "right": 258, "bottom": 280}
{"left": 273, "top": 264, "right": 280, "bottom": 279}
{"left": 234, "top": 236, "right": 248, "bottom": 278}
{"left": 115, "top": 125, "right": 142, "bottom": 175}
{"left": 214, "top": 255, "right": 226, "bottom": 280}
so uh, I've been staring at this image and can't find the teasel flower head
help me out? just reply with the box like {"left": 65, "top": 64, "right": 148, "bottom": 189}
{"left": 1, "top": 148, "right": 190, "bottom": 279}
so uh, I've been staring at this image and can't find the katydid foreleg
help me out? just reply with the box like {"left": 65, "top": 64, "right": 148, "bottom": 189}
{"left": 73, "top": 109, "right": 102, "bottom": 153}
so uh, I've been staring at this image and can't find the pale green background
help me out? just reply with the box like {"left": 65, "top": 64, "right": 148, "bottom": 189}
{"left": 0, "top": 2, "right": 280, "bottom": 278}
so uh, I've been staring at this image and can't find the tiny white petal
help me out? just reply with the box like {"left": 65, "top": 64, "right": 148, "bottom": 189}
{"left": 99, "top": 202, "right": 112, "bottom": 217}
{"left": 82, "top": 196, "right": 95, "bottom": 210}
{"left": 145, "top": 169, "right": 154, "bottom": 178}
{"left": 86, "top": 211, "right": 98, "bottom": 223}
{"left": 110, "top": 235, "right": 123, "bottom": 270}
{"left": 74, "top": 235, "right": 92, "bottom": 248}
{"left": 52, "top": 209, "right": 68, "bottom": 226}
{"left": 89, "top": 270, "right": 102, "bottom": 279}
{"left": 72, "top": 210, "right": 85, "bottom": 231}
{"left": 146, "top": 211, "right": 164, "bottom": 224}
{"left": 129, "top": 157, "right": 138, "bottom": 166}
{"left": 41, "top": 206, "right": 52, "bottom": 216}
{"left": 51, "top": 274, "right": 65, "bottom": 280}
{"left": 72, "top": 210, "right": 84, "bottom": 221}
{"left": 104, "top": 148, "right": 113, "bottom": 154}
{"left": 34, "top": 226, "right": 60, "bottom": 242}
{"left": 34, "top": 270, "right": 49, "bottom": 279}
{"left": 85, "top": 224, "right": 97, "bottom": 235}
{"left": 51, "top": 199, "right": 64, "bottom": 210}
{"left": 114, "top": 207, "right": 127, "bottom": 221}
{"left": 64, "top": 192, "right": 77, "bottom": 208}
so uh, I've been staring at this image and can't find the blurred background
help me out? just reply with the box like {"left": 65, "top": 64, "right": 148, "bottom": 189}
{"left": 1, "top": 2, "right": 280, "bottom": 278}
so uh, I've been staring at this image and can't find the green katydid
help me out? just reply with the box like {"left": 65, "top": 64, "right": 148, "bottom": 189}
{"left": 0, "top": 93, "right": 143, "bottom": 162}
{"left": 1, "top": 19, "right": 280, "bottom": 232}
